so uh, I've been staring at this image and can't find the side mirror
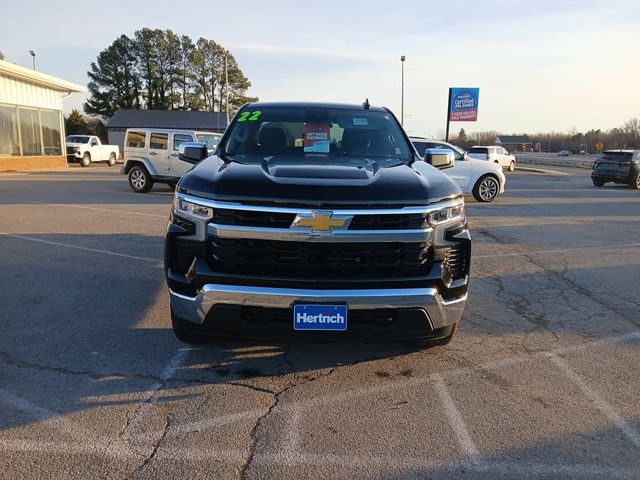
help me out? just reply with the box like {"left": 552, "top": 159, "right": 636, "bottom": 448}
{"left": 424, "top": 148, "right": 455, "bottom": 170}
{"left": 178, "top": 142, "right": 208, "bottom": 164}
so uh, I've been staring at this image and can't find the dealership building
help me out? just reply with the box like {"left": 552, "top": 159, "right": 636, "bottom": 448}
{"left": 0, "top": 59, "right": 85, "bottom": 171}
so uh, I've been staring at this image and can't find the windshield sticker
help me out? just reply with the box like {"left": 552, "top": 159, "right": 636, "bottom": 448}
{"left": 304, "top": 123, "right": 330, "bottom": 153}
{"left": 353, "top": 117, "right": 368, "bottom": 126}
{"left": 237, "top": 111, "right": 262, "bottom": 122}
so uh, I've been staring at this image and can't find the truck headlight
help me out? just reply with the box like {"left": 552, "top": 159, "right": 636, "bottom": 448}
{"left": 173, "top": 195, "right": 214, "bottom": 219}
{"left": 427, "top": 203, "right": 465, "bottom": 226}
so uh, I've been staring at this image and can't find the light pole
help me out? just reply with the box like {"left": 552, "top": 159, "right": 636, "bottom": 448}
{"left": 400, "top": 55, "right": 406, "bottom": 125}
{"left": 29, "top": 50, "right": 36, "bottom": 70}
{"left": 224, "top": 53, "right": 229, "bottom": 124}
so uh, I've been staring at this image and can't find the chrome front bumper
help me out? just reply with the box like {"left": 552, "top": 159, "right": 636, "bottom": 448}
{"left": 170, "top": 284, "right": 466, "bottom": 331}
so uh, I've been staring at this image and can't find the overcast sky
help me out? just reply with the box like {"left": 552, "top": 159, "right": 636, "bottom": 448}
{"left": 1, "top": 0, "right": 639, "bottom": 137}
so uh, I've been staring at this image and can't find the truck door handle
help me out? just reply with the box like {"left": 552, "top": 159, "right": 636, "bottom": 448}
{"left": 149, "top": 152, "right": 157, "bottom": 156}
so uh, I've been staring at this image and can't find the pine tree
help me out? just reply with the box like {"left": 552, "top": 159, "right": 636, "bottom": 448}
{"left": 64, "top": 109, "right": 87, "bottom": 135}
{"left": 84, "top": 35, "right": 141, "bottom": 117}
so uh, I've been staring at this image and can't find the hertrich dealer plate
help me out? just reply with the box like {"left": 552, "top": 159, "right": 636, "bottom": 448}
{"left": 293, "top": 305, "right": 348, "bottom": 331}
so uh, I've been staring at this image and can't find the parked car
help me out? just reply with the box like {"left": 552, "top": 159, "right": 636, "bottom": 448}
{"left": 411, "top": 138, "right": 505, "bottom": 202}
{"left": 65, "top": 135, "right": 120, "bottom": 167}
{"left": 467, "top": 146, "right": 516, "bottom": 171}
{"left": 120, "top": 129, "right": 221, "bottom": 192}
{"left": 591, "top": 150, "right": 640, "bottom": 189}
{"left": 558, "top": 150, "right": 571, "bottom": 157}
{"left": 166, "top": 101, "right": 469, "bottom": 345}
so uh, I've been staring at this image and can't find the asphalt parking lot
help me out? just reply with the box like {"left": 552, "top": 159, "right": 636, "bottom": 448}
{"left": 1, "top": 165, "right": 639, "bottom": 479}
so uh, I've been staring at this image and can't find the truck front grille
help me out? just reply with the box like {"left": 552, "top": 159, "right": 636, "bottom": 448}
{"left": 209, "top": 238, "right": 433, "bottom": 278}
{"left": 212, "top": 209, "right": 428, "bottom": 230}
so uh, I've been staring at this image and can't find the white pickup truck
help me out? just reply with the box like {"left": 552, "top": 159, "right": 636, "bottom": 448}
{"left": 66, "top": 135, "right": 120, "bottom": 167}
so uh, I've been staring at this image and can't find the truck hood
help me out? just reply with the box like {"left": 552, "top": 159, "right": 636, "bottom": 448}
{"left": 178, "top": 154, "right": 462, "bottom": 206}
{"left": 66, "top": 142, "right": 87, "bottom": 147}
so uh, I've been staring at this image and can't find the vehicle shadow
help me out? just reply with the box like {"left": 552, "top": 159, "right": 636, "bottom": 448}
{"left": 0, "top": 232, "right": 430, "bottom": 434}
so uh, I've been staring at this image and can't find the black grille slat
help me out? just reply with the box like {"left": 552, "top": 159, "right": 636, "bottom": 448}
{"left": 209, "top": 239, "right": 433, "bottom": 277}
{"left": 213, "top": 210, "right": 296, "bottom": 229}
{"left": 170, "top": 238, "right": 199, "bottom": 273}
{"left": 348, "top": 213, "right": 427, "bottom": 230}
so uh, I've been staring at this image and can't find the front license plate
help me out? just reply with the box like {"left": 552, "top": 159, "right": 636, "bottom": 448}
{"left": 293, "top": 305, "right": 348, "bottom": 331}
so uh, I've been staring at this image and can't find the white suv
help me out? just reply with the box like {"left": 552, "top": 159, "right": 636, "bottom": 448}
{"left": 121, "top": 129, "right": 221, "bottom": 192}
{"left": 411, "top": 138, "right": 506, "bottom": 202}
{"left": 467, "top": 146, "right": 516, "bottom": 171}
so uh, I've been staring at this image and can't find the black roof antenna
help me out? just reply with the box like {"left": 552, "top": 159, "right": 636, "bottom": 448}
{"left": 362, "top": 98, "right": 370, "bottom": 109}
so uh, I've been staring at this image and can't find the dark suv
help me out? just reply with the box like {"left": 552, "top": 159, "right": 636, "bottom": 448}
{"left": 591, "top": 150, "right": 640, "bottom": 189}
{"left": 165, "top": 102, "right": 470, "bottom": 345}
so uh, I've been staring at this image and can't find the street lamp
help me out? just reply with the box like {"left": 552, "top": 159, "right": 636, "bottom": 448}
{"left": 29, "top": 50, "right": 36, "bottom": 70}
{"left": 400, "top": 55, "right": 406, "bottom": 126}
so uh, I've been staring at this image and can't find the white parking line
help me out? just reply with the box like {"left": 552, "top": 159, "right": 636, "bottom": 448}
{"left": 474, "top": 242, "right": 640, "bottom": 260}
{"left": 0, "top": 389, "right": 98, "bottom": 441}
{"left": 433, "top": 373, "right": 480, "bottom": 460}
{"left": 151, "top": 331, "right": 640, "bottom": 442}
{"left": 0, "top": 232, "right": 161, "bottom": 264}
{"left": 549, "top": 354, "right": 640, "bottom": 448}
{"left": 30, "top": 201, "right": 168, "bottom": 218}
{"left": 92, "top": 189, "right": 174, "bottom": 201}
{"left": 124, "top": 348, "right": 193, "bottom": 433}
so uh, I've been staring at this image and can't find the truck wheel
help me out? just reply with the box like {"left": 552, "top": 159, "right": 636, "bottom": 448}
{"left": 128, "top": 165, "right": 153, "bottom": 193}
{"left": 632, "top": 172, "right": 640, "bottom": 190}
{"left": 592, "top": 179, "right": 605, "bottom": 187}
{"left": 108, "top": 153, "right": 116, "bottom": 166}
{"left": 472, "top": 175, "right": 500, "bottom": 202}
{"left": 508, "top": 160, "right": 516, "bottom": 172}
{"left": 171, "top": 309, "right": 210, "bottom": 344}
{"left": 81, "top": 153, "right": 91, "bottom": 167}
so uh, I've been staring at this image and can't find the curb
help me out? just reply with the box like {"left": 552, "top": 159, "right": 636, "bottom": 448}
{"left": 516, "top": 159, "right": 592, "bottom": 170}
{"left": 515, "top": 165, "right": 569, "bottom": 175}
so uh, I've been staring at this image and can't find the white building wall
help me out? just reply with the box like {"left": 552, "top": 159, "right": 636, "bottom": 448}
{"left": 0, "top": 74, "right": 63, "bottom": 110}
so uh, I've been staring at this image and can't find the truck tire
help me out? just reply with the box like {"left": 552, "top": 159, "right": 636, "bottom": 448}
{"left": 81, "top": 153, "right": 91, "bottom": 167}
{"left": 631, "top": 172, "right": 640, "bottom": 190}
{"left": 592, "top": 179, "right": 605, "bottom": 187}
{"left": 508, "top": 160, "right": 516, "bottom": 172}
{"left": 128, "top": 165, "right": 153, "bottom": 193}
{"left": 472, "top": 175, "right": 500, "bottom": 202}
{"left": 108, "top": 153, "right": 117, "bottom": 166}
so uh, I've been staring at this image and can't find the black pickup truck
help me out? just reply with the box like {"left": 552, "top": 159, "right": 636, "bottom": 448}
{"left": 165, "top": 102, "right": 470, "bottom": 346}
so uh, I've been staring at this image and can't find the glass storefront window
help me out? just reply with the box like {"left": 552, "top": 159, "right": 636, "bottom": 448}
{"left": 0, "top": 105, "right": 64, "bottom": 157}
{"left": 41, "top": 110, "right": 62, "bottom": 155}
{"left": 18, "top": 108, "right": 43, "bottom": 156}
{"left": 0, "top": 106, "right": 20, "bottom": 156}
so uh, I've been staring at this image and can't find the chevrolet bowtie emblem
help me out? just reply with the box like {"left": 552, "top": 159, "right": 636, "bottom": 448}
{"left": 291, "top": 211, "right": 352, "bottom": 233}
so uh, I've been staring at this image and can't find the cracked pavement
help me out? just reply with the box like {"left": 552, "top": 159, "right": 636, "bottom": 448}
{"left": 1, "top": 166, "right": 639, "bottom": 479}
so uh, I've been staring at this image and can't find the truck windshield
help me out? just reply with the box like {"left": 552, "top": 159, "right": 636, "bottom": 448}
{"left": 221, "top": 107, "right": 411, "bottom": 162}
{"left": 66, "top": 136, "right": 90, "bottom": 143}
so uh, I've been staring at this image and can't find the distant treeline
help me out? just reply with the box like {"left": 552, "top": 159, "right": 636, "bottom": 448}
{"left": 84, "top": 28, "right": 257, "bottom": 118}
{"left": 450, "top": 118, "right": 640, "bottom": 153}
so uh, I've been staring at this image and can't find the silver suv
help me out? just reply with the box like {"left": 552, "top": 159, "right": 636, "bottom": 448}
{"left": 120, "top": 128, "right": 222, "bottom": 192}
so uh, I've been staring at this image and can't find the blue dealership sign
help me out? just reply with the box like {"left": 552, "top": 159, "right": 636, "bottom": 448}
{"left": 449, "top": 88, "right": 480, "bottom": 121}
